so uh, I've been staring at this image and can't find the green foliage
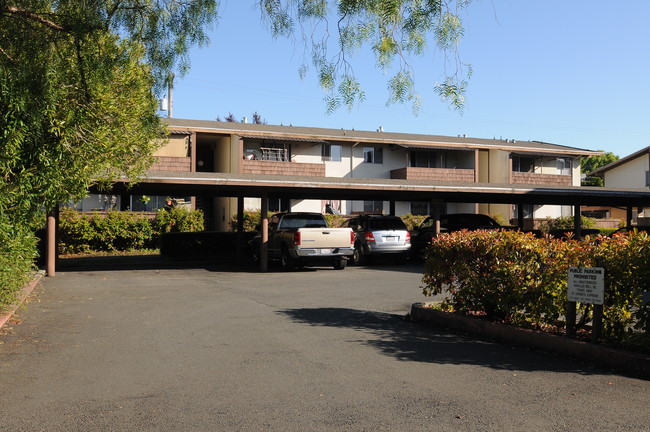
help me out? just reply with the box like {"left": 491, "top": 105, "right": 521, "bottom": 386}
{"left": 0, "top": 1, "right": 217, "bottom": 306}
{"left": 581, "top": 152, "right": 619, "bottom": 175}
{"left": 593, "top": 231, "right": 650, "bottom": 339}
{"left": 229, "top": 210, "right": 273, "bottom": 232}
{"left": 92, "top": 211, "right": 155, "bottom": 251}
{"left": 400, "top": 214, "right": 427, "bottom": 231}
{"left": 538, "top": 216, "right": 597, "bottom": 234}
{"left": 0, "top": 225, "right": 37, "bottom": 310}
{"left": 422, "top": 230, "right": 650, "bottom": 346}
{"left": 581, "top": 151, "right": 619, "bottom": 187}
{"left": 59, "top": 209, "right": 154, "bottom": 253}
{"left": 59, "top": 208, "right": 203, "bottom": 254}
{"left": 152, "top": 207, "right": 204, "bottom": 234}
{"left": 323, "top": 213, "right": 347, "bottom": 228}
{"left": 489, "top": 213, "right": 508, "bottom": 226}
{"left": 260, "top": 0, "right": 473, "bottom": 113}
{"left": 59, "top": 209, "right": 96, "bottom": 254}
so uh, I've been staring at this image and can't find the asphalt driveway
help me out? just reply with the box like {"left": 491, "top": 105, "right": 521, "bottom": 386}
{"left": 1, "top": 257, "right": 648, "bottom": 431}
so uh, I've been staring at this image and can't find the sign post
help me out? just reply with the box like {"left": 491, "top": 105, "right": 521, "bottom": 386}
{"left": 568, "top": 267, "right": 605, "bottom": 342}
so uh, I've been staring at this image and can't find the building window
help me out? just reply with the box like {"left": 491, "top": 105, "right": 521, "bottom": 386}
{"left": 268, "top": 197, "right": 290, "bottom": 212}
{"left": 514, "top": 204, "right": 535, "bottom": 219}
{"left": 512, "top": 156, "right": 534, "bottom": 173}
{"left": 364, "top": 200, "right": 383, "bottom": 214}
{"left": 411, "top": 202, "right": 430, "bottom": 215}
{"left": 557, "top": 158, "right": 572, "bottom": 176}
{"left": 363, "top": 147, "right": 383, "bottom": 164}
{"left": 410, "top": 151, "right": 445, "bottom": 168}
{"left": 321, "top": 144, "right": 342, "bottom": 162}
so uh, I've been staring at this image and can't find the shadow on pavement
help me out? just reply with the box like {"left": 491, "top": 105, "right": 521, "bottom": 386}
{"left": 56, "top": 254, "right": 258, "bottom": 272}
{"left": 278, "top": 307, "right": 606, "bottom": 376}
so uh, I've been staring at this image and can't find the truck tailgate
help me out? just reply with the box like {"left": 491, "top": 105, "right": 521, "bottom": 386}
{"left": 297, "top": 228, "right": 352, "bottom": 249}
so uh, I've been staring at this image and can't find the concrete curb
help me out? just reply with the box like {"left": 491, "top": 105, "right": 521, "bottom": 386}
{"left": 0, "top": 271, "right": 44, "bottom": 331}
{"left": 410, "top": 302, "right": 650, "bottom": 380}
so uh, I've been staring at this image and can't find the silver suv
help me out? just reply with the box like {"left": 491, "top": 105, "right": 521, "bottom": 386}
{"left": 340, "top": 215, "right": 411, "bottom": 265}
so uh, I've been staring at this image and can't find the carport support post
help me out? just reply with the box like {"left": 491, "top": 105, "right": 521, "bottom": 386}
{"left": 566, "top": 207, "right": 581, "bottom": 337}
{"left": 517, "top": 204, "right": 524, "bottom": 231}
{"left": 566, "top": 301, "right": 577, "bottom": 338}
{"left": 46, "top": 206, "right": 59, "bottom": 277}
{"left": 432, "top": 201, "right": 442, "bottom": 236}
{"left": 626, "top": 206, "right": 633, "bottom": 227}
{"left": 573, "top": 205, "right": 582, "bottom": 238}
{"left": 236, "top": 197, "right": 244, "bottom": 263}
{"left": 592, "top": 304, "right": 603, "bottom": 342}
{"left": 260, "top": 193, "right": 268, "bottom": 272}
{"left": 389, "top": 200, "right": 395, "bottom": 216}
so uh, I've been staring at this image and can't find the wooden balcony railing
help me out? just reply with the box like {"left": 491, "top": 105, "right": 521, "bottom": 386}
{"left": 242, "top": 159, "right": 326, "bottom": 177}
{"left": 390, "top": 167, "right": 475, "bottom": 182}
{"left": 511, "top": 172, "right": 572, "bottom": 186}
{"left": 151, "top": 156, "right": 191, "bottom": 172}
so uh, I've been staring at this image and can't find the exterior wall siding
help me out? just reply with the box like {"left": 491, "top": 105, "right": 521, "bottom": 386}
{"left": 241, "top": 159, "right": 325, "bottom": 177}
{"left": 151, "top": 156, "right": 191, "bottom": 172}
{"left": 390, "top": 167, "right": 475, "bottom": 182}
{"left": 511, "top": 172, "right": 572, "bottom": 186}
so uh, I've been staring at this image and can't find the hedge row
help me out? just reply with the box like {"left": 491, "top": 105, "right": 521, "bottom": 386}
{"left": 0, "top": 225, "right": 38, "bottom": 310}
{"left": 59, "top": 207, "right": 204, "bottom": 254}
{"left": 422, "top": 229, "right": 650, "bottom": 346}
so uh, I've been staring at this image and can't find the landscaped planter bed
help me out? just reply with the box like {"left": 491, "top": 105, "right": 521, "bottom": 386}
{"left": 410, "top": 302, "right": 650, "bottom": 380}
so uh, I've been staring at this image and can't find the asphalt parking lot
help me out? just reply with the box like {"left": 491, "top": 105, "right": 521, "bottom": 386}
{"left": 1, "top": 256, "right": 648, "bottom": 431}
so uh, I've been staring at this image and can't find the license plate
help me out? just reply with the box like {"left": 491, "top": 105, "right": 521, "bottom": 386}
{"left": 384, "top": 236, "right": 396, "bottom": 241}
{"left": 320, "top": 249, "right": 331, "bottom": 254}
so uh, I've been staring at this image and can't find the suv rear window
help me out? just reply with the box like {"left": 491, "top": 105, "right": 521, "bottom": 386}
{"left": 368, "top": 218, "right": 407, "bottom": 231}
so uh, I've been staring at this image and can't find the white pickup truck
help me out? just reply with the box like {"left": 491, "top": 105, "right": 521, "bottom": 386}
{"left": 253, "top": 212, "right": 355, "bottom": 270}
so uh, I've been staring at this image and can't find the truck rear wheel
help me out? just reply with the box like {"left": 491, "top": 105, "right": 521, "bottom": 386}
{"left": 280, "top": 247, "right": 295, "bottom": 271}
{"left": 333, "top": 258, "right": 347, "bottom": 270}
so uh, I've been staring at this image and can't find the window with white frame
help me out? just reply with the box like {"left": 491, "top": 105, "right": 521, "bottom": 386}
{"left": 512, "top": 156, "right": 535, "bottom": 173}
{"left": 363, "top": 147, "right": 383, "bottom": 164}
{"left": 557, "top": 158, "right": 572, "bottom": 176}
{"left": 321, "top": 144, "right": 342, "bottom": 162}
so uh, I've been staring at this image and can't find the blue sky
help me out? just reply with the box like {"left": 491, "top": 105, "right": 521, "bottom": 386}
{"left": 168, "top": 1, "right": 650, "bottom": 158}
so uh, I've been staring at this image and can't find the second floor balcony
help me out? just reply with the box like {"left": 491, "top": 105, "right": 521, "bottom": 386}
{"left": 511, "top": 172, "right": 572, "bottom": 186}
{"left": 390, "top": 167, "right": 476, "bottom": 182}
{"left": 242, "top": 159, "right": 326, "bottom": 177}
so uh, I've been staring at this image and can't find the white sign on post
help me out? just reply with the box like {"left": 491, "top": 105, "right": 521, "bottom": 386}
{"left": 568, "top": 267, "right": 605, "bottom": 305}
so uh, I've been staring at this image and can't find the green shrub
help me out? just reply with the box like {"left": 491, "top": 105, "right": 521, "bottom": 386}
{"left": 323, "top": 213, "right": 347, "bottom": 228}
{"left": 229, "top": 210, "right": 273, "bottom": 232}
{"left": 422, "top": 229, "right": 650, "bottom": 346}
{"left": 593, "top": 231, "right": 650, "bottom": 339}
{"left": 423, "top": 230, "right": 590, "bottom": 326}
{"left": 152, "top": 207, "right": 204, "bottom": 234}
{"left": 92, "top": 211, "right": 154, "bottom": 251}
{"left": 59, "top": 208, "right": 204, "bottom": 254}
{"left": 538, "top": 215, "right": 597, "bottom": 234}
{"left": 400, "top": 214, "right": 427, "bottom": 231}
{"left": 59, "top": 208, "right": 95, "bottom": 253}
{"left": 0, "top": 225, "right": 37, "bottom": 310}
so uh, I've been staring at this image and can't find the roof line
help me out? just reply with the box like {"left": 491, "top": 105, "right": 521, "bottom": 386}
{"left": 590, "top": 146, "right": 650, "bottom": 176}
{"left": 164, "top": 118, "right": 600, "bottom": 157}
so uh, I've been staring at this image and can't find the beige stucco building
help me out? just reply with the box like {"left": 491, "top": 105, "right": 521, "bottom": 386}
{"left": 75, "top": 118, "right": 599, "bottom": 231}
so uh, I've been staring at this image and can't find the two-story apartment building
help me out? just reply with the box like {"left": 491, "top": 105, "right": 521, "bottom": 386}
{"left": 73, "top": 118, "right": 599, "bottom": 231}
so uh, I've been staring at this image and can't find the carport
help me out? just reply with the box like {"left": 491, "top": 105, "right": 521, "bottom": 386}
{"left": 45, "top": 171, "right": 650, "bottom": 274}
